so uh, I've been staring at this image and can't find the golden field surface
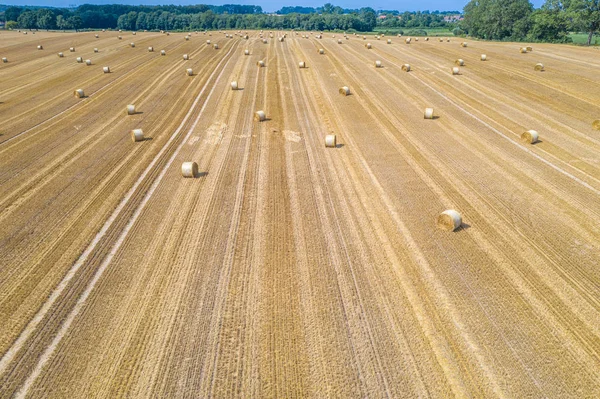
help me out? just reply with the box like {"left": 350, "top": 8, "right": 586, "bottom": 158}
{"left": 1, "top": 29, "right": 600, "bottom": 398}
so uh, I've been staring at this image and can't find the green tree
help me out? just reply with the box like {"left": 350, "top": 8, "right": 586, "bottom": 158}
{"left": 6, "top": 21, "right": 18, "bottom": 30}
{"left": 67, "top": 16, "right": 83, "bottom": 32}
{"left": 529, "top": 0, "right": 572, "bottom": 42}
{"left": 567, "top": 0, "right": 600, "bottom": 45}
{"left": 462, "top": 0, "right": 533, "bottom": 40}
{"left": 17, "top": 11, "right": 37, "bottom": 30}
{"left": 36, "top": 9, "right": 55, "bottom": 30}
{"left": 5, "top": 7, "right": 22, "bottom": 22}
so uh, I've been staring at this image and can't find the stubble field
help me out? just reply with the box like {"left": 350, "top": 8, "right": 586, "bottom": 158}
{"left": 1, "top": 29, "right": 599, "bottom": 398}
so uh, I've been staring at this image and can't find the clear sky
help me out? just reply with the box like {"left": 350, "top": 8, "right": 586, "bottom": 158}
{"left": 2, "top": 0, "right": 547, "bottom": 13}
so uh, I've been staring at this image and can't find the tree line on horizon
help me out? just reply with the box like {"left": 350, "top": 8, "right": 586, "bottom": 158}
{"left": 1, "top": 1, "right": 598, "bottom": 45}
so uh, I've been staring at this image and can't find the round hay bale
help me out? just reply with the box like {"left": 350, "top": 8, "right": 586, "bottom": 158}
{"left": 132, "top": 32, "right": 136, "bottom": 35}
{"left": 148, "top": 46, "right": 153, "bottom": 52}
{"left": 481, "top": 54, "right": 487, "bottom": 61}
{"left": 255, "top": 110, "right": 266, "bottom": 122}
{"left": 387, "top": 39, "right": 392, "bottom": 44}
{"left": 402, "top": 64, "right": 411, "bottom": 72}
{"left": 439, "top": 38, "right": 444, "bottom": 42}
{"left": 455, "top": 59, "right": 465, "bottom": 66}
{"left": 103, "top": 66, "right": 110, "bottom": 73}
{"left": 183, "top": 54, "right": 189, "bottom": 60}
{"left": 425, "top": 37, "right": 429, "bottom": 41}
{"left": 461, "top": 42, "right": 467, "bottom": 47}
{"left": 231, "top": 81, "right": 238, "bottom": 90}
{"left": 257, "top": 60, "right": 265, "bottom": 67}
{"left": 131, "top": 129, "right": 144, "bottom": 142}
{"left": 95, "top": 34, "right": 99, "bottom": 38}
{"left": 182, "top": 162, "right": 198, "bottom": 178}
{"left": 69, "top": 47, "right": 75, "bottom": 52}
{"left": 76, "top": 57, "right": 83, "bottom": 63}
{"left": 325, "top": 134, "right": 336, "bottom": 148}
{"left": 2, "top": 57, "right": 8, "bottom": 63}
{"left": 244, "top": 49, "right": 249, "bottom": 55}
{"left": 437, "top": 210, "right": 462, "bottom": 231}
{"left": 278, "top": 37, "right": 284, "bottom": 42}
{"left": 520, "top": 47, "right": 528, "bottom": 53}
{"left": 592, "top": 120, "right": 600, "bottom": 130}
{"left": 405, "top": 38, "right": 411, "bottom": 44}
{"left": 85, "top": 59, "right": 92, "bottom": 66}
{"left": 299, "top": 61, "right": 306, "bottom": 68}
{"left": 161, "top": 50, "right": 166, "bottom": 55}
{"left": 263, "top": 39, "right": 267, "bottom": 44}
{"left": 74, "top": 89, "right": 85, "bottom": 98}
{"left": 130, "top": 42, "right": 135, "bottom": 47}
{"left": 521, "top": 130, "right": 539, "bottom": 144}
{"left": 339, "top": 86, "right": 350, "bottom": 96}
{"left": 58, "top": 52, "right": 64, "bottom": 57}
{"left": 185, "top": 36, "right": 190, "bottom": 41}
{"left": 126, "top": 104, "right": 135, "bottom": 115}
{"left": 338, "top": 39, "right": 342, "bottom": 44}
{"left": 424, "top": 108, "right": 434, "bottom": 119}
{"left": 118, "top": 36, "right": 122, "bottom": 40}
{"left": 534, "top": 63, "right": 545, "bottom": 71}
{"left": 94, "top": 48, "right": 99, "bottom": 53}
{"left": 526, "top": 46, "right": 533, "bottom": 52}
{"left": 415, "top": 38, "right": 419, "bottom": 41}
{"left": 374, "top": 60, "right": 382, "bottom": 68}
{"left": 452, "top": 66, "right": 460, "bottom": 75}
{"left": 37, "top": 45, "right": 43, "bottom": 50}
{"left": 318, "top": 48, "right": 325, "bottom": 54}
{"left": 214, "top": 43, "right": 219, "bottom": 49}
{"left": 366, "top": 43, "right": 372, "bottom": 49}
{"left": 186, "top": 68, "right": 193, "bottom": 76}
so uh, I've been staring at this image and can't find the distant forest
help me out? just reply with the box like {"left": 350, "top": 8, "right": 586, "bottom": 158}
{"left": 1, "top": 3, "right": 454, "bottom": 33}
{"left": 1, "top": 1, "right": 598, "bottom": 45}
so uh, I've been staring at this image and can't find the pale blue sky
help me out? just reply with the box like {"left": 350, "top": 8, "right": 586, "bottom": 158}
{"left": 2, "top": 0, "right": 546, "bottom": 13}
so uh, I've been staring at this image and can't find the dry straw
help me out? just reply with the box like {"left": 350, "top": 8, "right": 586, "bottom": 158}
{"left": 70, "top": 47, "right": 75, "bottom": 52}
{"left": 481, "top": 54, "right": 487, "bottom": 61}
{"left": 339, "top": 86, "right": 350, "bottom": 96}
{"left": 186, "top": 68, "right": 193, "bottom": 76}
{"left": 374, "top": 60, "right": 382, "bottom": 68}
{"left": 58, "top": 52, "right": 64, "bottom": 57}
{"left": 520, "top": 47, "right": 528, "bottom": 53}
{"left": 424, "top": 108, "right": 434, "bottom": 119}
{"left": 85, "top": 59, "right": 92, "bottom": 65}
{"left": 74, "top": 89, "right": 85, "bottom": 98}
{"left": 319, "top": 48, "right": 325, "bottom": 54}
{"left": 461, "top": 42, "right": 467, "bottom": 47}
{"left": 455, "top": 59, "right": 465, "bottom": 66}
{"left": 126, "top": 104, "right": 135, "bottom": 115}
{"left": 325, "top": 135, "right": 336, "bottom": 148}
{"left": 338, "top": 39, "right": 342, "bottom": 44}
{"left": 94, "top": 48, "right": 99, "bottom": 53}
{"left": 299, "top": 61, "right": 306, "bottom": 68}
{"left": 2, "top": 57, "right": 7, "bottom": 63}
{"left": 118, "top": 36, "right": 122, "bottom": 40}
{"left": 130, "top": 42, "right": 135, "bottom": 47}
{"left": 402, "top": 64, "right": 411, "bottom": 72}
{"left": 231, "top": 81, "right": 238, "bottom": 90}
{"left": 95, "top": 34, "right": 99, "bottom": 38}
{"left": 255, "top": 110, "right": 266, "bottom": 122}
{"left": 130, "top": 129, "right": 144, "bottom": 142}
{"left": 405, "top": 38, "right": 411, "bottom": 44}
{"left": 366, "top": 43, "right": 372, "bottom": 49}
{"left": 452, "top": 66, "right": 460, "bottom": 75}
{"left": 37, "top": 45, "right": 43, "bottom": 50}
{"left": 437, "top": 210, "right": 462, "bottom": 231}
{"left": 592, "top": 120, "right": 600, "bottom": 130}
{"left": 387, "top": 39, "right": 392, "bottom": 44}
{"left": 214, "top": 43, "right": 219, "bottom": 49}
{"left": 534, "top": 63, "right": 545, "bottom": 71}
{"left": 521, "top": 130, "right": 539, "bottom": 144}
{"left": 103, "top": 66, "right": 110, "bottom": 73}
{"left": 148, "top": 46, "right": 153, "bottom": 52}
{"left": 76, "top": 57, "right": 83, "bottom": 63}
{"left": 207, "top": 40, "right": 211, "bottom": 45}
{"left": 257, "top": 60, "right": 265, "bottom": 67}
{"left": 181, "top": 162, "right": 198, "bottom": 178}
{"left": 161, "top": 50, "right": 166, "bottom": 55}
{"left": 527, "top": 46, "right": 533, "bottom": 51}
{"left": 244, "top": 49, "right": 249, "bottom": 55}
{"left": 183, "top": 54, "right": 189, "bottom": 60}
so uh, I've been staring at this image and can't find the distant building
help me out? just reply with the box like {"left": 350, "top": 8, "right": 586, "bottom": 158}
{"left": 443, "top": 15, "right": 463, "bottom": 22}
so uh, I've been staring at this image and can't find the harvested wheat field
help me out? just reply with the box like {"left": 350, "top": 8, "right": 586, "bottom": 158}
{"left": 1, "top": 29, "right": 600, "bottom": 398}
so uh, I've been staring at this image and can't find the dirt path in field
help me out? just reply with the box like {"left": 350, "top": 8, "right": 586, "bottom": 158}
{"left": 1, "top": 31, "right": 599, "bottom": 398}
